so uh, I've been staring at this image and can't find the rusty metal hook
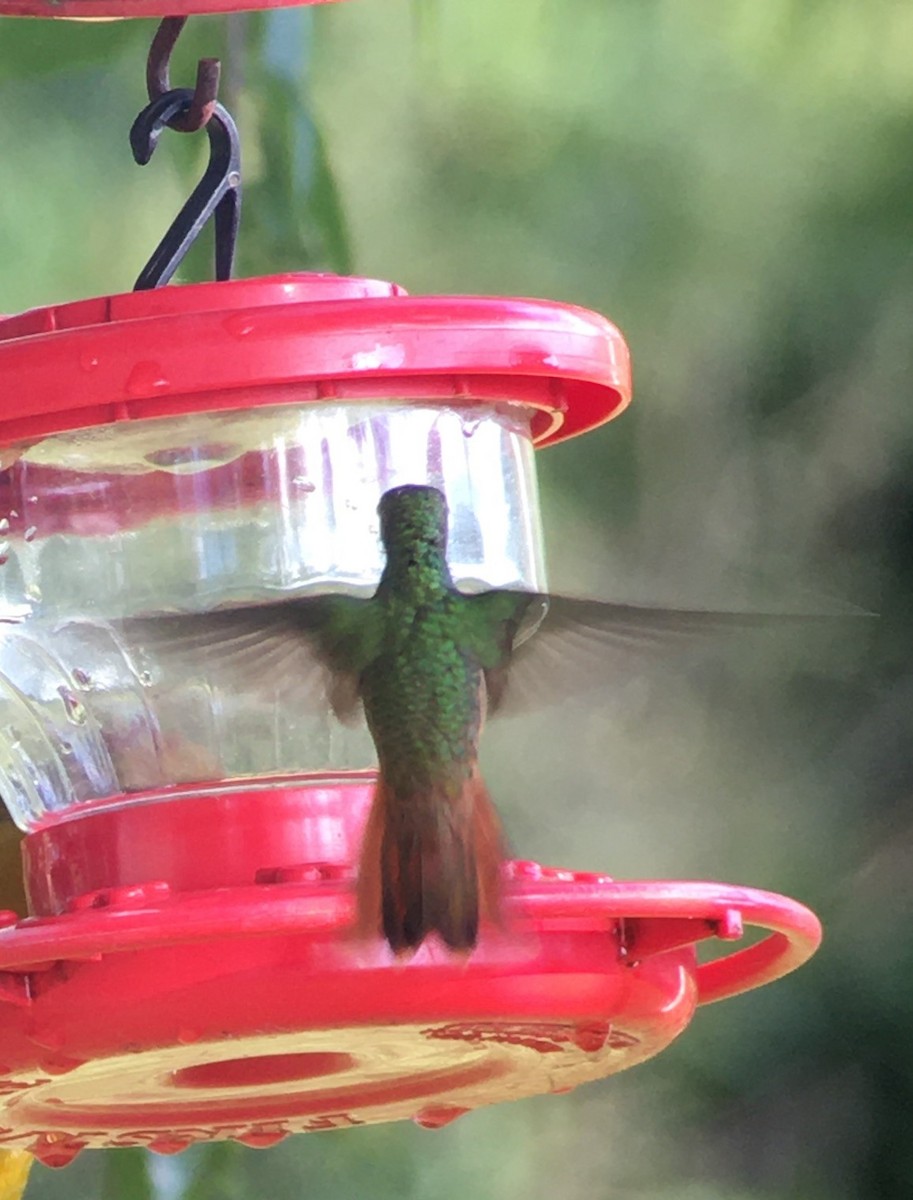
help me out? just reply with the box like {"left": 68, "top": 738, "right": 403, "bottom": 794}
{"left": 130, "top": 89, "right": 241, "bottom": 290}
{"left": 147, "top": 16, "right": 221, "bottom": 134}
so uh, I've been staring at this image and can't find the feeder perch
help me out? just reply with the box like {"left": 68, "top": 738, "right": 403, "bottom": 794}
{"left": 0, "top": 274, "right": 822, "bottom": 1165}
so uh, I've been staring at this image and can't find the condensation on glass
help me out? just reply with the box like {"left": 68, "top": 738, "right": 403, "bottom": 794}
{"left": 0, "top": 398, "right": 546, "bottom": 828}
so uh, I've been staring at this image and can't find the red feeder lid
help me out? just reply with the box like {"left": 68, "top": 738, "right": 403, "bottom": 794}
{"left": 0, "top": 785, "right": 821, "bottom": 1164}
{"left": 0, "top": 273, "right": 631, "bottom": 449}
{"left": 0, "top": 0, "right": 345, "bottom": 19}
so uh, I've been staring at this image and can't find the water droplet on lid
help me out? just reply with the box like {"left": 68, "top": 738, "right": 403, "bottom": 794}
{"left": 23, "top": 527, "right": 37, "bottom": 543}
{"left": 235, "top": 1128, "right": 288, "bottom": 1149}
{"left": 25, "top": 583, "right": 42, "bottom": 602}
{"left": 79, "top": 352, "right": 99, "bottom": 372}
{"left": 125, "top": 361, "right": 170, "bottom": 398}
{"left": 293, "top": 476, "right": 316, "bottom": 492}
{"left": 223, "top": 313, "right": 256, "bottom": 338}
{"left": 28, "top": 496, "right": 37, "bottom": 505}
{"left": 461, "top": 418, "right": 484, "bottom": 439}
{"left": 8, "top": 510, "right": 17, "bottom": 520}
{"left": 0, "top": 519, "right": 9, "bottom": 534}
{"left": 413, "top": 1105, "right": 471, "bottom": 1130}
{"left": 139, "top": 670, "right": 153, "bottom": 687}
{"left": 72, "top": 668, "right": 91, "bottom": 687}
{"left": 57, "top": 686, "right": 87, "bottom": 725}
{"left": 32, "top": 1136, "right": 85, "bottom": 1168}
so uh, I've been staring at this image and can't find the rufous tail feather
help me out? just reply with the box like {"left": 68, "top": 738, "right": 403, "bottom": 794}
{"left": 356, "top": 770, "right": 504, "bottom": 953}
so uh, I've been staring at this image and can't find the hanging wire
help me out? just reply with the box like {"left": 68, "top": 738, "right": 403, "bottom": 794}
{"left": 146, "top": 16, "right": 221, "bottom": 133}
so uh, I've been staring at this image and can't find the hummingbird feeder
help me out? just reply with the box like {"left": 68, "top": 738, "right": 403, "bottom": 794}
{"left": 0, "top": 4, "right": 821, "bottom": 1172}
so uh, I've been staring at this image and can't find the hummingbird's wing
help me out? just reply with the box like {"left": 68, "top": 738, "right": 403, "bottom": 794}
{"left": 116, "top": 593, "right": 868, "bottom": 724}
{"left": 114, "top": 595, "right": 384, "bottom": 725}
{"left": 463, "top": 591, "right": 870, "bottom": 718}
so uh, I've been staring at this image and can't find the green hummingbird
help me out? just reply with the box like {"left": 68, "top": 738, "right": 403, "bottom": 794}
{"left": 119, "top": 485, "right": 862, "bottom": 954}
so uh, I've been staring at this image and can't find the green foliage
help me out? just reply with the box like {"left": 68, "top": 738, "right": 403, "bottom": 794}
{"left": 181, "top": 1143, "right": 241, "bottom": 1200}
{"left": 101, "top": 1148, "right": 154, "bottom": 1200}
{"left": 236, "top": 9, "right": 353, "bottom": 276}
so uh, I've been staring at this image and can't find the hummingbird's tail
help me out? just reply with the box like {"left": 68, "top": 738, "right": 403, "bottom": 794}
{"left": 356, "top": 770, "right": 504, "bottom": 954}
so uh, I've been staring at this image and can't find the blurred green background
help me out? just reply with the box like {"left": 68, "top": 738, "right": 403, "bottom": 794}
{"left": 1, "top": 0, "right": 910, "bottom": 1196}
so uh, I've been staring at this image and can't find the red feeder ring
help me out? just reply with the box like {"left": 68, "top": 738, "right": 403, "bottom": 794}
{"left": 0, "top": 273, "right": 630, "bottom": 449}
{"left": 0, "top": 783, "right": 820, "bottom": 1165}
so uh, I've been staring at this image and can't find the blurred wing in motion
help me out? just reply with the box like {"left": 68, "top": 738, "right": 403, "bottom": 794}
{"left": 469, "top": 592, "right": 872, "bottom": 718}
{"left": 115, "top": 593, "right": 870, "bottom": 724}
{"left": 115, "top": 594, "right": 383, "bottom": 726}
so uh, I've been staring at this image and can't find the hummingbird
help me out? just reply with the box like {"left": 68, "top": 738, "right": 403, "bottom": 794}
{"left": 117, "top": 485, "right": 864, "bottom": 954}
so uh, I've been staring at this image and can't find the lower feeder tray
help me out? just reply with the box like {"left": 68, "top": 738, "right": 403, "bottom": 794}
{"left": 0, "top": 781, "right": 821, "bottom": 1165}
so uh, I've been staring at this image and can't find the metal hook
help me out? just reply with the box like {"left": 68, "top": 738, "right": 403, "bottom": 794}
{"left": 147, "top": 16, "right": 221, "bottom": 134}
{"left": 130, "top": 89, "right": 242, "bottom": 291}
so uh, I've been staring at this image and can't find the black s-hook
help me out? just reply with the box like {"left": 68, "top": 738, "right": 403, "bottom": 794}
{"left": 130, "top": 91, "right": 241, "bottom": 290}
{"left": 130, "top": 18, "right": 242, "bottom": 291}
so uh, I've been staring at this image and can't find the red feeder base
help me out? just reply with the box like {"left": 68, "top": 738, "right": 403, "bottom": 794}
{"left": 0, "top": 783, "right": 821, "bottom": 1166}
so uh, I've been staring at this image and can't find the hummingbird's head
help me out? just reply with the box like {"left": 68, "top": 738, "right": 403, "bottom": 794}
{"left": 377, "top": 485, "right": 449, "bottom": 558}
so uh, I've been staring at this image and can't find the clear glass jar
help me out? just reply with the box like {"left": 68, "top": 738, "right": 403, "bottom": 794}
{"left": 0, "top": 397, "right": 545, "bottom": 828}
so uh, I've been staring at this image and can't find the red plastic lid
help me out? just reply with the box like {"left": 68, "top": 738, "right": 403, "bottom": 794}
{"left": 0, "top": 0, "right": 343, "bottom": 18}
{"left": 0, "top": 273, "right": 631, "bottom": 449}
{"left": 0, "top": 784, "right": 821, "bottom": 1164}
